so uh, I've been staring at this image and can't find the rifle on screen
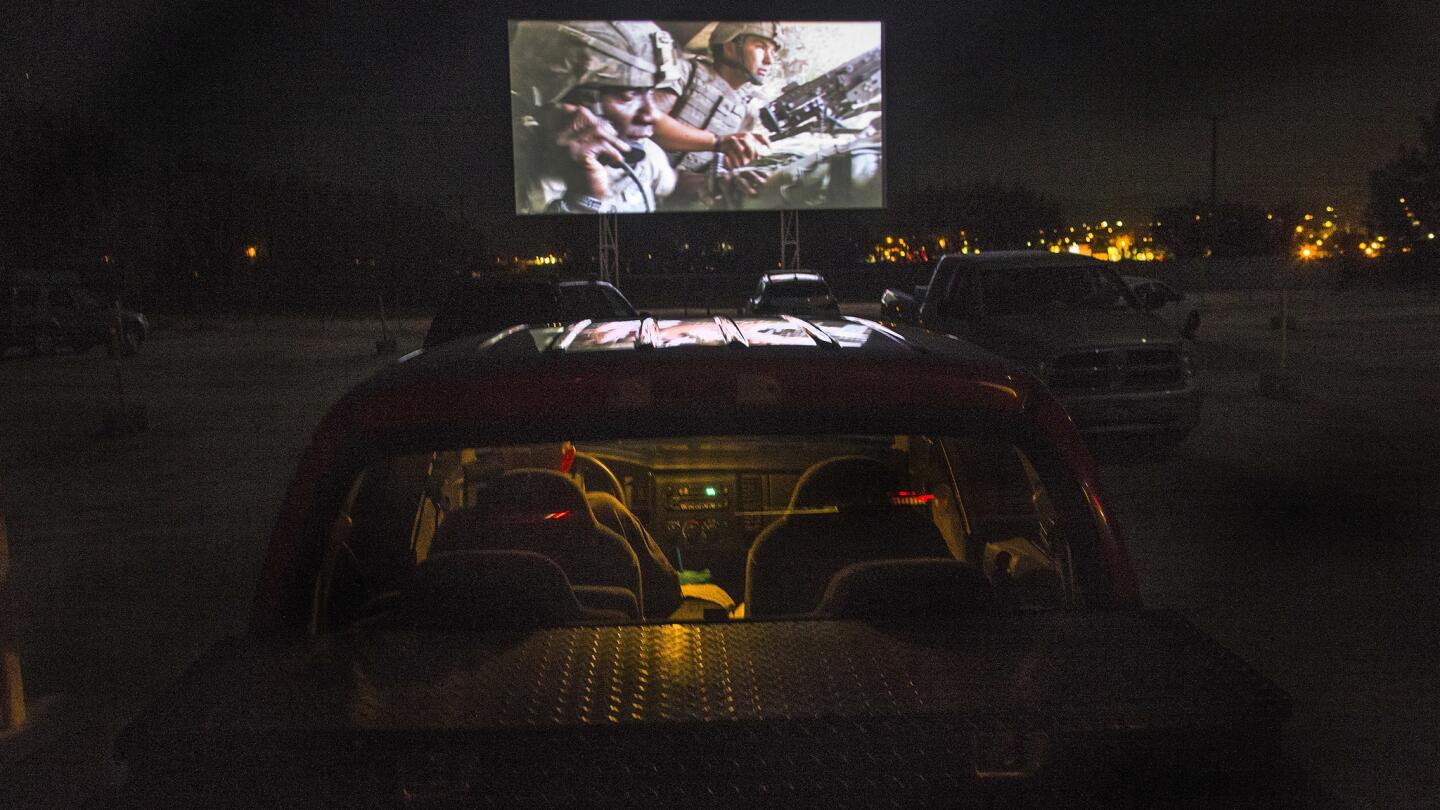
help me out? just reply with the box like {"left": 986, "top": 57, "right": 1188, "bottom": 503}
{"left": 759, "top": 47, "right": 881, "bottom": 141}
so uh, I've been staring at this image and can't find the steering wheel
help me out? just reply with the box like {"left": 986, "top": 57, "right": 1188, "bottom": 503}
{"left": 572, "top": 452, "right": 626, "bottom": 503}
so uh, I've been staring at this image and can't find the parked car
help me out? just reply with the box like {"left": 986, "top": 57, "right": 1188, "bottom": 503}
{"left": 882, "top": 251, "right": 1201, "bottom": 444}
{"left": 1123, "top": 275, "right": 1201, "bottom": 339}
{"left": 1, "top": 281, "right": 148, "bottom": 356}
{"left": 743, "top": 271, "right": 841, "bottom": 317}
{"left": 113, "top": 315, "right": 1287, "bottom": 808}
{"left": 423, "top": 274, "right": 637, "bottom": 348}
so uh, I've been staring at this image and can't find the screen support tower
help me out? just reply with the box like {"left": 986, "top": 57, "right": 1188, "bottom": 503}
{"left": 599, "top": 213, "right": 620, "bottom": 288}
{"left": 780, "top": 210, "right": 800, "bottom": 270}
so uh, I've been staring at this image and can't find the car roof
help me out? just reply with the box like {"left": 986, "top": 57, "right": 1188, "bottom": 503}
{"left": 355, "top": 316, "right": 1039, "bottom": 433}
{"left": 762, "top": 272, "right": 828, "bottom": 284}
{"left": 413, "top": 315, "right": 967, "bottom": 360}
{"left": 939, "top": 250, "right": 1106, "bottom": 269}
{"left": 325, "top": 316, "right": 1056, "bottom": 447}
{"left": 445, "top": 274, "right": 614, "bottom": 289}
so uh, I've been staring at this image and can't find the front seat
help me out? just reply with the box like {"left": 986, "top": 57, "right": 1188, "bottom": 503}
{"left": 586, "top": 491, "right": 683, "bottom": 619}
{"left": 745, "top": 456, "right": 952, "bottom": 617}
{"left": 430, "top": 468, "right": 642, "bottom": 616}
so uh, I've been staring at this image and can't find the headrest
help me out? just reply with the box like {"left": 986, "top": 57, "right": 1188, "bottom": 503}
{"left": 432, "top": 469, "right": 592, "bottom": 555}
{"left": 402, "top": 550, "right": 582, "bottom": 631}
{"left": 817, "top": 559, "right": 994, "bottom": 621}
{"left": 473, "top": 467, "right": 591, "bottom": 517}
{"left": 790, "top": 456, "right": 906, "bottom": 510}
{"left": 584, "top": 491, "right": 632, "bottom": 535}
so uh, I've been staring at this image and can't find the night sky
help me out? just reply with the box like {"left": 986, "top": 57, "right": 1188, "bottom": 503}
{"left": 6, "top": 0, "right": 1438, "bottom": 223}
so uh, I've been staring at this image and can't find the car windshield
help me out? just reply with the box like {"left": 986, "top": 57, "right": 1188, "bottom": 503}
{"left": 978, "top": 264, "right": 1134, "bottom": 316}
{"left": 767, "top": 280, "right": 830, "bottom": 298}
{"left": 316, "top": 432, "right": 1090, "bottom": 634}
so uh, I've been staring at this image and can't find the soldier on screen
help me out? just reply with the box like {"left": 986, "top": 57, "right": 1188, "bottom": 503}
{"left": 651, "top": 22, "right": 786, "bottom": 208}
{"left": 510, "top": 21, "right": 680, "bottom": 214}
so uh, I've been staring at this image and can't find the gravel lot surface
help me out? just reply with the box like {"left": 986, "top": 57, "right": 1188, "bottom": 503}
{"left": 2, "top": 291, "right": 1438, "bottom": 806}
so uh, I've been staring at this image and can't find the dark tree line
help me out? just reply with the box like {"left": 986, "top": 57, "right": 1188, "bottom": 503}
{"left": 1369, "top": 97, "right": 1439, "bottom": 255}
{"left": 1, "top": 101, "right": 486, "bottom": 313}
{"left": 1151, "top": 201, "right": 1296, "bottom": 259}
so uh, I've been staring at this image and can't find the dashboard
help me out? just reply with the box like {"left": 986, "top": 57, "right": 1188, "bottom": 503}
{"left": 576, "top": 437, "right": 904, "bottom": 592}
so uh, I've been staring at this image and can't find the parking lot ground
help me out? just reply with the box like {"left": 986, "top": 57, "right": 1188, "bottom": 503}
{"left": 2, "top": 292, "right": 1438, "bottom": 806}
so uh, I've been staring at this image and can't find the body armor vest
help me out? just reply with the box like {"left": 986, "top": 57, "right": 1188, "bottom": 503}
{"left": 667, "top": 57, "right": 754, "bottom": 172}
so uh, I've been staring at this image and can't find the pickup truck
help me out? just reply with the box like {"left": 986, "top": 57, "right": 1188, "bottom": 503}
{"left": 882, "top": 251, "right": 1201, "bottom": 443}
{"left": 111, "top": 316, "right": 1286, "bottom": 807}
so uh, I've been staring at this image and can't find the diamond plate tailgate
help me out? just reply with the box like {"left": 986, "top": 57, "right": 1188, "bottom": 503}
{"left": 116, "top": 610, "right": 1291, "bottom": 807}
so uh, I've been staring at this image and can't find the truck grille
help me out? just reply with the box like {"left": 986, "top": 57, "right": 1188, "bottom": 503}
{"left": 1048, "top": 348, "right": 1183, "bottom": 394}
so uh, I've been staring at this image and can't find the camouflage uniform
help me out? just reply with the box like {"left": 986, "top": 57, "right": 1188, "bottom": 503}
{"left": 510, "top": 21, "right": 679, "bottom": 214}
{"left": 664, "top": 22, "right": 783, "bottom": 173}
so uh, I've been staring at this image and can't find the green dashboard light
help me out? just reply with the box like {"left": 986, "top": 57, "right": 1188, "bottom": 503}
{"left": 705, "top": 486, "right": 717, "bottom": 497}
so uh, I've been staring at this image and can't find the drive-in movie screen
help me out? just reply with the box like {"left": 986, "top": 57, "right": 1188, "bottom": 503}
{"left": 509, "top": 20, "right": 883, "bottom": 214}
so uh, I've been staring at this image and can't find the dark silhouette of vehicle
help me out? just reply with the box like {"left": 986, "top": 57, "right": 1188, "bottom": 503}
{"left": 2, "top": 280, "right": 149, "bottom": 357}
{"left": 1123, "top": 275, "right": 1202, "bottom": 339}
{"left": 113, "top": 316, "right": 1287, "bottom": 808}
{"left": 423, "top": 275, "right": 637, "bottom": 348}
{"left": 883, "top": 251, "right": 1201, "bottom": 444}
{"left": 743, "top": 271, "right": 840, "bottom": 317}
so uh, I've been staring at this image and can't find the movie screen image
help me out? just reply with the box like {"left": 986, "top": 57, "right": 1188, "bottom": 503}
{"left": 509, "top": 20, "right": 883, "bottom": 215}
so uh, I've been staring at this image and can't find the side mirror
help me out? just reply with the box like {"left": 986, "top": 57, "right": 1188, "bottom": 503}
{"left": 880, "top": 288, "right": 916, "bottom": 322}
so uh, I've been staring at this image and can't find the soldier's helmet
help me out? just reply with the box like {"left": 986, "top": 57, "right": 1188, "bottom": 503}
{"left": 708, "top": 21, "right": 786, "bottom": 53}
{"left": 512, "top": 21, "right": 679, "bottom": 111}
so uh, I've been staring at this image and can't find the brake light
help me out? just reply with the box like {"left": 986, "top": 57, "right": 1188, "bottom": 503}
{"left": 544, "top": 510, "right": 572, "bottom": 520}
{"left": 889, "top": 491, "right": 936, "bottom": 506}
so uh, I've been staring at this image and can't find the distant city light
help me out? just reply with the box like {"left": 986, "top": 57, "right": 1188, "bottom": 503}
{"left": 245, "top": 246, "right": 257, "bottom": 258}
